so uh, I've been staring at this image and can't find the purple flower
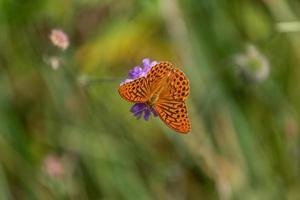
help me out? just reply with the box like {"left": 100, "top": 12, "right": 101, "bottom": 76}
{"left": 130, "top": 103, "right": 158, "bottom": 121}
{"left": 121, "top": 58, "right": 158, "bottom": 85}
{"left": 128, "top": 66, "right": 143, "bottom": 79}
{"left": 121, "top": 58, "right": 159, "bottom": 121}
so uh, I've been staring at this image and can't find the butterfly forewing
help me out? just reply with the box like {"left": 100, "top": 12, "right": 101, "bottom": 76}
{"left": 161, "top": 68, "right": 189, "bottom": 101}
{"left": 118, "top": 62, "right": 172, "bottom": 103}
{"left": 146, "top": 62, "right": 173, "bottom": 91}
{"left": 118, "top": 77, "right": 150, "bottom": 103}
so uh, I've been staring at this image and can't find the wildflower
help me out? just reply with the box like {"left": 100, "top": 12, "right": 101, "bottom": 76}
{"left": 130, "top": 103, "right": 158, "bottom": 120}
{"left": 49, "top": 57, "right": 60, "bottom": 70}
{"left": 43, "top": 55, "right": 61, "bottom": 70}
{"left": 43, "top": 154, "right": 64, "bottom": 178}
{"left": 121, "top": 58, "right": 159, "bottom": 121}
{"left": 120, "top": 58, "right": 158, "bottom": 85}
{"left": 284, "top": 116, "right": 298, "bottom": 139}
{"left": 49, "top": 29, "right": 69, "bottom": 50}
{"left": 234, "top": 44, "right": 270, "bottom": 83}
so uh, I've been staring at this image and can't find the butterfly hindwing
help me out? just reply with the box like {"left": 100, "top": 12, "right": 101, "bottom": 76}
{"left": 154, "top": 100, "right": 190, "bottom": 133}
{"left": 170, "top": 68, "right": 189, "bottom": 100}
{"left": 153, "top": 67, "right": 191, "bottom": 133}
{"left": 118, "top": 77, "right": 150, "bottom": 103}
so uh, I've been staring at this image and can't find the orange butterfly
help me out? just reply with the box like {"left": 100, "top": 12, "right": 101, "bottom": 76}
{"left": 118, "top": 61, "right": 191, "bottom": 133}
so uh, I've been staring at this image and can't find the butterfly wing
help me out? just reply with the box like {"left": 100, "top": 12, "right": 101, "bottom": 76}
{"left": 165, "top": 68, "right": 189, "bottom": 101}
{"left": 153, "top": 68, "right": 191, "bottom": 133}
{"left": 118, "top": 77, "right": 150, "bottom": 103}
{"left": 118, "top": 62, "right": 172, "bottom": 103}
{"left": 146, "top": 62, "right": 173, "bottom": 92}
{"left": 154, "top": 100, "right": 191, "bottom": 133}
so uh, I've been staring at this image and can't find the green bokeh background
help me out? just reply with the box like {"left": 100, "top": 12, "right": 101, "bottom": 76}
{"left": 1, "top": 0, "right": 300, "bottom": 199}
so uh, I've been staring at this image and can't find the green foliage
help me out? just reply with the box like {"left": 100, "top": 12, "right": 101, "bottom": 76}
{"left": 0, "top": 0, "right": 300, "bottom": 199}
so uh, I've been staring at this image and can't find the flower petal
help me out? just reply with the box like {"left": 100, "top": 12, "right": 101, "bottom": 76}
{"left": 142, "top": 58, "right": 151, "bottom": 68}
{"left": 130, "top": 103, "right": 146, "bottom": 113}
{"left": 128, "top": 66, "right": 143, "bottom": 79}
{"left": 120, "top": 78, "right": 133, "bottom": 86}
{"left": 151, "top": 108, "right": 158, "bottom": 117}
{"left": 144, "top": 109, "right": 151, "bottom": 121}
{"left": 150, "top": 61, "right": 159, "bottom": 67}
{"left": 134, "top": 111, "right": 143, "bottom": 119}
{"left": 142, "top": 58, "right": 153, "bottom": 73}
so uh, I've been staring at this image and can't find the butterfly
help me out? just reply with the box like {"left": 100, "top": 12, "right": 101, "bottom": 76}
{"left": 118, "top": 61, "right": 191, "bottom": 133}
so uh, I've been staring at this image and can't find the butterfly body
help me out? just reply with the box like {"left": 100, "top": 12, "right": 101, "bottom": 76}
{"left": 148, "top": 70, "right": 172, "bottom": 105}
{"left": 119, "top": 62, "right": 191, "bottom": 133}
{"left": 148, "top": 94, "right": 159, "bottom": 106}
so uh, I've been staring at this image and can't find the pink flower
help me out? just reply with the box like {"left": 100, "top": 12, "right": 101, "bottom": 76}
{"left": 44, "top": 154, "right": 64, "bottom": 178}
{"left": 49, "top": 29, "right": 69, "bottom": 50}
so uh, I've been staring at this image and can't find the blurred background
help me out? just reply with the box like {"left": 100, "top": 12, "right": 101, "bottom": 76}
{"left": 1, "top": 0, "right": 300, "bottom": 199}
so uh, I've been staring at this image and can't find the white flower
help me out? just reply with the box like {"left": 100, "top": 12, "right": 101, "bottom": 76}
{"left": 235, "top": 44, "right": 270, "bottom": 83}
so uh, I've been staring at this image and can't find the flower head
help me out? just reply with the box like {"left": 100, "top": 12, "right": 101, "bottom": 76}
{"left": 121, "top": 58, "right": 159, "bottom": 121}
{"left": 234, "top": 44, "right": 270, "bottom": 83}
{"left": 130, "top": 103, "right": 158, "bottom": 120}
{"left": 121, "top": 58, "right": 158, "bottom": 85}
{"left": 43, "top": 154, "right": 64, "bottom": 178}
{"left": 44, "top": 56, "right": 61, "bottom": 70}
{"left": 50, "top": 29, "right": 69, "bottom": 51}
